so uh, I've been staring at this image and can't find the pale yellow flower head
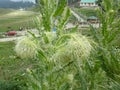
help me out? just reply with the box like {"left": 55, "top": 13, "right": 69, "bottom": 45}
{"left": 53, "top": 33, "right": 94, "bottom": 65}
{"left": 15, "top": 36, "right": 38, "bottom": 59}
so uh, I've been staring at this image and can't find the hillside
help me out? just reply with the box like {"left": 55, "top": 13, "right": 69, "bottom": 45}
{"left": 0, "top": 8, "right": 14, "bottom": 15}
{"left": 0, "top": 0, "right": 34, "bottom": 9}
{"left": 0, "top": 8, "right": 38, "bottom": 32}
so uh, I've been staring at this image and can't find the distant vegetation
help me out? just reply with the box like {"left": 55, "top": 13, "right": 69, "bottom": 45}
{"left": 0, "top": 0, "right": 34, "bottom": 9}
{"left": 74, "top": 7, "right": 97, "bottom": 17}
{"left": 0, "top": 8, "right": 38, "bottom": 32}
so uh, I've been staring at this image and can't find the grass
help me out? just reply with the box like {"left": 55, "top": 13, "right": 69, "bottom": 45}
{"left": 74, "top": 7, "right": 97, "bottom": 17}
{"left": 0, "top": 41, "right": 36, "bottom": 89}
{"left": 0, "top": 41, "right": 34, "bottom": 83}
{"left": 0, "top": 8, "right": 38, "bottom": 89}
{"left": 0, "top": 8, "right": 38, "bottom": 32}
{"left": 0, "top": 41, "right": 15, "bottom": 58}
{"left": 0, "top": 41, "right": 16, "bottom": 80}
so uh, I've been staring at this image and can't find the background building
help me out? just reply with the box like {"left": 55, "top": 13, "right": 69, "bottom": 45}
{"left": 80, "top": 0, "right": 97, "bottom": 7}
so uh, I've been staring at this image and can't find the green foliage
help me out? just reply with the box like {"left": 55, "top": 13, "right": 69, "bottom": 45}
{"left": 91, "top": 0, "right": 120, "bottom": 86}
{"left": 13, "top": 0, "right": 120, "bottom": 90}
{"left": 0, "top": 80, "right": 20, "bottom": 90}
{"left": 34, "top": 0, "right": 70, "bottom": 35}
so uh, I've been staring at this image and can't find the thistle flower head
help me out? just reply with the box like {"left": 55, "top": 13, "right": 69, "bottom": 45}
{"left": 53, "top": 33, "right": 94, "bottom": 64}
{"left": 67, "top": 34, "right": 93, "bottom": 58}
{"left": 15, "top": 36, "right": 38, "bottom": 59}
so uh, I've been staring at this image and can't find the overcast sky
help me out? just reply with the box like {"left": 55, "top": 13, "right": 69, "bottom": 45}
{"left": 10, "top": 0, "right": 35, "bottom": 3}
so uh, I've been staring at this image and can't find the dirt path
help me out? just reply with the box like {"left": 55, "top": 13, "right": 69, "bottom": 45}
{"left": 0, "top": 37, "right": 22, "bottom": 42}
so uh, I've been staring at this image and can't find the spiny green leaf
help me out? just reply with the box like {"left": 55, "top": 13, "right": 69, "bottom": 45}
{"left": 53, "top": 0, "right": 67, "bottom": 17}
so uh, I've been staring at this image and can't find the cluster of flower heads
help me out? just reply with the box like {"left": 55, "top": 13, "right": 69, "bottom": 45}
{"left": 15, "top": 32, "right": 94, "bottom": 63}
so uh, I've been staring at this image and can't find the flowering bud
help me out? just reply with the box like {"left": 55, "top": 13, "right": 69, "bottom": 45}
{"left": 109, "top": 10, "right": 114, "bottom": 13}
{"left": 26, "top": 68, "right": 32, "bottom": 74}
{"left": 95, "top": 7, "right": 100, "bottom": 11}
{"left": 66, "top": 74, "right": 74, "bottom": 83}
{"left": 15, "top": 36, "right": 38, "bottom": 59}
{"left": 45, "top": 32, "right": 56, "bottom": 42}
{"left": 109, "top": 9, "right": 115, "bottom": 14}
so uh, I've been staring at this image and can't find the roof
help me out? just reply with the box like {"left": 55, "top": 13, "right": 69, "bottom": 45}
{"left": 81, "top": 0, "right": 96, "bottom": 3}
{"left": 87, "top": 16, "right": 98, "bottom": 19}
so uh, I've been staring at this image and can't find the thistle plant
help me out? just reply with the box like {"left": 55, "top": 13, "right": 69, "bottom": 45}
{"left": 23, "top": 0, "right": 96, "bottom": 90}
{"left": 14, "top": 0, "right": 120, "bottom": 90}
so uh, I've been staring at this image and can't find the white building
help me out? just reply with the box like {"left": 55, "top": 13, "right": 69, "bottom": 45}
{"left": 80, "top": 0, "right": 97, "bottom": 7}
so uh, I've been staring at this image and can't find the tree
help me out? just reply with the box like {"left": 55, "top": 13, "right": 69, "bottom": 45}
{"left": 95, "top": 0, "right": 102, "bottom": 6}
{"left": 67, "top": 0, "right": 79, "bottom": 5}
{"left": 35, "top": 0, "right": 38, "bottom": 4}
